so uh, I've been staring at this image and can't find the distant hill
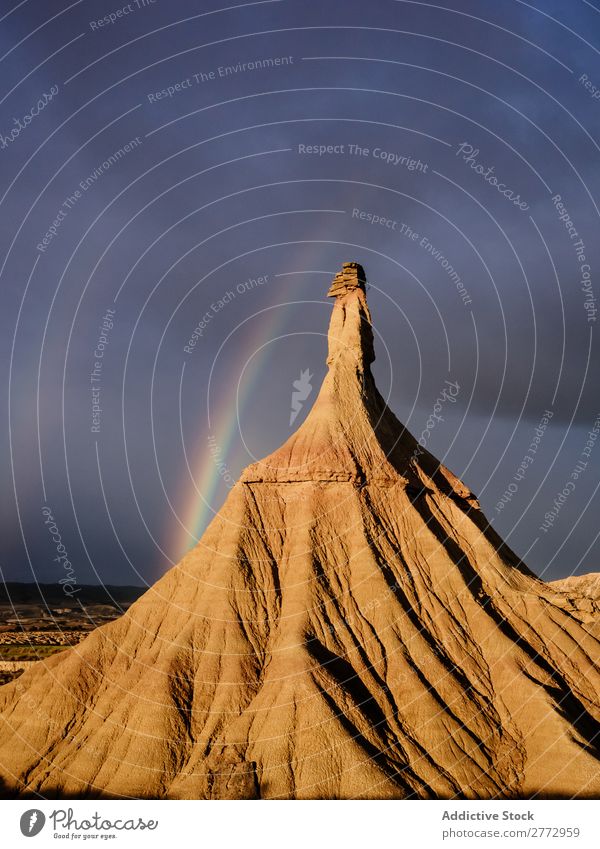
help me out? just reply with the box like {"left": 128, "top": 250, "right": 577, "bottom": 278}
{"left": 0, "top": 582, "right": 146, "bottom": 607}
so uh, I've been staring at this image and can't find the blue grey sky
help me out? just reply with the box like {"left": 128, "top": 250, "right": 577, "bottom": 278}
{"left": 1, "top": 0, "right": 600, "bottom": 586}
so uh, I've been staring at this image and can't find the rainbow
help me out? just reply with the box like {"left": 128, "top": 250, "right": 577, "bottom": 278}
{"left": 170, "top": 273, "right": 324, "bottom": 560}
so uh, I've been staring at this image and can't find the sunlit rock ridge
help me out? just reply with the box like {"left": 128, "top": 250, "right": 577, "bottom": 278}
{"left": 1, "top": 262, "right": 599, "bottom": 799}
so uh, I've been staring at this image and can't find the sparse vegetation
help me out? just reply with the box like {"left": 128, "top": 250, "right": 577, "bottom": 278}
{"left": 0, "top": 644, "right": 68, "bottom": 661}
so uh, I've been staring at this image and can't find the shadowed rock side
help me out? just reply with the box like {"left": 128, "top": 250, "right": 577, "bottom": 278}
{"left": 1, "top": 262, "right": 600, "bottom": 799}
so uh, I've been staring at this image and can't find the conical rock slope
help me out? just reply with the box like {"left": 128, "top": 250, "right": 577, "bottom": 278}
{"left": 1, "top": 262, "right": 599, "bottom": 799}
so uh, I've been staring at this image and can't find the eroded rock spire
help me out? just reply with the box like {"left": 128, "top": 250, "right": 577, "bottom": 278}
{"left": 326, "top": 261, "right": 374, "bottom": 369}
{"left": 326, "top": 261, "right": 366, "bottom": 297}
{"left": 1, "top": 261, "right": 599, "bottom": 801}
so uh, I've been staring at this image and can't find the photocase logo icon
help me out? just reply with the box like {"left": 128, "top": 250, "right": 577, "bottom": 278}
{"left": 290, "top": 368, "right": 313, "bottom": 426}
{"left": 19, "top": 810, "right": 46, "bottom": 837}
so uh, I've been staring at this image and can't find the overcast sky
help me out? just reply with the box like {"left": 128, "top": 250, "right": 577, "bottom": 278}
{"left": 1, "top": 0, "right": 600, "bottom": 587}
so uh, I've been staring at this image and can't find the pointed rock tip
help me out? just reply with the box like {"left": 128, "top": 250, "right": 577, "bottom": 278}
{"left": 326, "top": 262, "right": 374, "bottom": 367}
{"left": 327, "top": 261, "right": 367, "bottom": 298}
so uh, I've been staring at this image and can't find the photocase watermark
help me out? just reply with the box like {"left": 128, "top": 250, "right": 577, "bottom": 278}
{"left": 20, "top": 809, "right": 46, "bottom": 837}
{"left": 41, "top": 506, "right": 80, "bottom": 597}
{"left": 0, "top": 85, "right": 59, "bottom": 152}
{"left": 455, "top": 142, "right": 530, "bottom": 211}
{"left": 90, "top": 308, "right": 116, "bottom": 433}
{"left": 298, "top": 143, "right": 345, "bottom": 157}
{"left": 184, "top": 274, "right": 269, "bottom": 354}
{"left": 323, "top": 588, "right": 385, "bottom": 636}
{"left": 352, "top": 208, "right": 472, "bottom": 306}
{"left": 353, "top": 142, "right": 428, "bottom": 172}
{"left": 49, "top": 808, "right": 158, "bottom": 834}
{"left": 79, "top": 136, "right": 143, "bottom": 191}
{"left": 410, "top": 230, "right": 472, "bottom": 306}
{"left": 89, "top": 0, "right": 157, "bottom": 31}
{"left": 290, "top": 368, "right": 314, "bottom": 426}
{"left": 551, "top": 193, "right": 596, "bottom": 323}
{"left": 147, "top": 56, "right": 294, "bottom": 103}
{"left": 539, "top": 413, "right": 600, "bottom": 533}
{"left": 298, "top": 142, "right": 429, "bottom": 173}
{"left": 495, "top": 409, "right": 553, "bottom": 513}
{"left": 37, "top": 137, "right": 142, "bottom": 253}
{"left": 323, "top": 578, "right": 408, "bottom": 638}
{"left": 352, "top": 208, "right": 399, "bottom": 230}
{"left": 208, "top": 434, "right": 235, "bottom": 489}
{"left": 411, "top": 379, "right": 460, "bottom": 458}
{"left": 578, "top": 72, "right": 600, "bottom": 102}
{"left": 13, "top": 677, "right": 113, "bottom": 764}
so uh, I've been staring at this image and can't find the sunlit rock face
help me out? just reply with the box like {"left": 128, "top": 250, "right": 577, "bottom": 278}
{"left": 1, "top": 264, "right": 599, "bottom": 800}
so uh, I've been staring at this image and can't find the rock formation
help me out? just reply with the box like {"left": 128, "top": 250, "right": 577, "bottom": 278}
{"left": 326, "top": 260, "right": 366, "bottom": 297}
{"left": 552, "top": 573, "right": 600, "bottom": 601}
{"left": 551, "top": 573, "right": 600, "bottom": 618}
{"left": 1, "top": 262, "right": 599, "bottom": 799}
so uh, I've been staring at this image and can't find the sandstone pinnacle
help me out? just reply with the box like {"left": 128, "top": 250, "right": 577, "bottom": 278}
{"left": 1, "top": 263, "right": 599, "bottom": 800}
{"left": 326, "top": 261, "right": 366, "bottom": 297}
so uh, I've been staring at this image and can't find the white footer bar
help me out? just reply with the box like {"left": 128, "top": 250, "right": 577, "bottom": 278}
{"left": 1, "top": 799, "right": 598, "bottom": 848}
